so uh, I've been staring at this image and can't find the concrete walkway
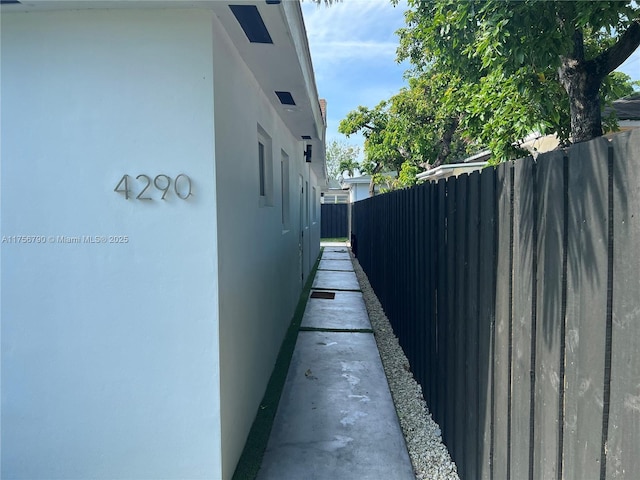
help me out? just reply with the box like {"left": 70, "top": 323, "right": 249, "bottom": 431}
{"left": 256, "top": 244, "right": 415, "bottom": 480}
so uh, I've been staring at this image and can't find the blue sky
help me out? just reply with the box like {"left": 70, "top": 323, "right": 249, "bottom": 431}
{"left": 301, "top": 0, "right": 410, "bottom": 153}
{"left": 301, "top": 0, "right": 640, "bottom": 153}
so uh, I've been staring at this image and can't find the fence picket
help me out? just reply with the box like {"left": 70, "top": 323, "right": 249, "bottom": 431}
{"left": 436, "top": 178, "right": 448, "bottom": 430}
{"left": 454, "top": 174, "right": 469, "bottom": 475}
{"left": 533, "top": 150, "right": 566, "bottom": 480}
{"left": 511, "top": 157, "right": 536, "bottom": 480}
{"left": 608, "top": 129, "right": 640, "bottom": 480}
{"left": 445, "top": 178, "right": 458, "bottom": 456}
{"left": 465, "top": 171, "right": 481, "bottom": 480}
{"left": 493, "top": 161, "right": 514, "bottom": 480}
{"left": 478, "top": 167, "right": 496, "bottom": 480}
{"left": 564, "top": 139, "right": 610, "bottom": 480}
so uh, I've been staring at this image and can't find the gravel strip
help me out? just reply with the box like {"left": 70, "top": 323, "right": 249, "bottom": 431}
{"left": 351, "top": 252, "right": 460, "bottom": 480}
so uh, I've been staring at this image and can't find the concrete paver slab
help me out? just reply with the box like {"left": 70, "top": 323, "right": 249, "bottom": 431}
{"left": 322, "top": 245, "right": 349, "bottom": 251}
{"left": 312, "top": 270, "right": 360, "bottom": 291}
{"left": 322, "top": 250, "right": 351, "bottom": 261}
{"left": 318, "top": 259, "right": 354, "bottom": 272}
{"left": 302, "top": 291, "right": 371, "bottom": 330}
{"left": 256, "top": 331, "right": 414, "bottom": 480}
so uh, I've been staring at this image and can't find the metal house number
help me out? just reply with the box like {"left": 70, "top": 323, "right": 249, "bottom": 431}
{"left": 114, "top": 174, "right": 193, "bottom": 200}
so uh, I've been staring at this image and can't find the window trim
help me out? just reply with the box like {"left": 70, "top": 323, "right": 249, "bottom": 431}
{"left": 281, "top": 150, "right": 291, "bottom": 231}
{"left": 257, "top": 125, "right": 273, "bottom": 207}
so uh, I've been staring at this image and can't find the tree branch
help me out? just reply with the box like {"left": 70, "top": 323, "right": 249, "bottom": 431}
{"left": 598, "top": 20, "right": 640, "bottom": 75}
{"left": 572, "top": 28, "right": 585, "bottom": 61}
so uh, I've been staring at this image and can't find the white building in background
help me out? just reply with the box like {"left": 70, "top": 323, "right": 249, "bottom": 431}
{"left": 341, "top": 174, "right": 392, "bottom": 203}
{"left": 1, "top": 2, "right": 326, "bottom": 479}
{"left": 321, "top": 178, "right": 349, "bottom": 204}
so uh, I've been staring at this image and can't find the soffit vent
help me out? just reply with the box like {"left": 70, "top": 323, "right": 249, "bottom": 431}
{"left": 275, "top": 91, "right": 296, "bottom": 106}
{"left": 229, "top": 4, "right": 273, "bottom": 44}
{"left": 302, "top": 135, "right": 312, "bottom": 140}
{"left": 0, "top": 1, "right": 21, "bottom": 3}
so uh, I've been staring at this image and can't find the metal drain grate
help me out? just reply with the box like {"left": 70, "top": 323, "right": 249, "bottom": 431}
{"left": 310, "top": 291, "right": 336, "bottom": 300}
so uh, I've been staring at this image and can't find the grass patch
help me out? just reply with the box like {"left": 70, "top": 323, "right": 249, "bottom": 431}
{"left": 231, "top": 250, "right": 323, "bottom": 480}
{"left": 320, "top": 237, "right": 348, "bottom": 243}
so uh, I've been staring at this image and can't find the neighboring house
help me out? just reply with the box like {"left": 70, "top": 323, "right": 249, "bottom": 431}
{"left": 416, "top": 161, "right": 488, "bottom": 183}
{"left": 605, "top": 91, "right": 640, "bottom": 129}
{"left": 416, "top": 150, "right": 491, "bottom": 183}
{"left": 321, "top": 178, "right": 349, "bottom": 204}
{"left": 1, "top": 2, "right": 325, "bottom": 479}
{"left": 341, "top": 174, "right": 389, "bottom": 203}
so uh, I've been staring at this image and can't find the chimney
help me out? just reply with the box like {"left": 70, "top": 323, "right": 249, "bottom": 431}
{"left": 319, "top": 98, "right": 327, "bottom": 123}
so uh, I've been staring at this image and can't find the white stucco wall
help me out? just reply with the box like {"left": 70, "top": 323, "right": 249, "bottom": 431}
{"left": 1, "top": 5, "right": 324, "bottom": 480}
{"left": 308, "top": 170, "right": 322, "bottom": 264}
{"left": 349, "top": 182, "right": 372, "bottom": 203}
{"left": 1, "top": 10, "right": 222, "bottom": 479}
{"left": 210, "top": 13, "right": 321, "bottom": 477}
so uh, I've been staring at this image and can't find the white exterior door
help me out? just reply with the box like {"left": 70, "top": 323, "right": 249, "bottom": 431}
{"left": 299, "top": 174, "right": 304, "bottom": 284}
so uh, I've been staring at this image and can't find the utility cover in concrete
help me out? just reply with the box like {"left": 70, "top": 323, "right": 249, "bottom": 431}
{"left": 257, "top": 331, "right": 414, "bottom": 480}
{"left": 313, "top": 270, "right": 360, "bottom": 291}
{"left": 318, "top": 259, "right": 354, "bottom": 271}
{"left": 302, "top": 291, "right": 371, "bottom": 330}
{"left": 310, "top": 291, "right": 336, "bottom": 300}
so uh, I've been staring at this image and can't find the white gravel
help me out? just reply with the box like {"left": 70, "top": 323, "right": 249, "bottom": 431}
{"left": 351, "top": 252, "right": 460, "bottom": 480}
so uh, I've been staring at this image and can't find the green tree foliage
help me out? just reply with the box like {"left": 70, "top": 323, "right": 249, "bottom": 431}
{"left": 339, "top": 104, "right": 404, "bottom": 171}
{"left": 339, "top": 73, "right": 473, "bottom": 192}
{"left": 324, "top": 140, "right": 361, "bottom": 180}
{"left": 387, "top": 74, "right": 472, "bottom": 169}
{"left": 602, "top": 71, "right": 640, "bottom": 103}
{"left": 394, "top": 0, "right": 640, "bottom": 160}
{"left": 339, "top": 157, "right": 360, "bottom": 179}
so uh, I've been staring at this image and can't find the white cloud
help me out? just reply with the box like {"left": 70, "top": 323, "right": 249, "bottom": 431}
{"left": 302, "top": 0, "right": 406, "bottom": 64}
{"left": 310, "top": 40, "right": 398, "bottom": 62}
{"left": 301, "top": 0, "right": 411, "bottom": 152}
{"left": 303, "top": 0, "right": 397, "bottom": 38}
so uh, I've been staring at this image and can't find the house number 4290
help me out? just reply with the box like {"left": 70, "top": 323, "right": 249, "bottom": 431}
{"left": 114, "top": 174, "right": 193, "bottom": 200}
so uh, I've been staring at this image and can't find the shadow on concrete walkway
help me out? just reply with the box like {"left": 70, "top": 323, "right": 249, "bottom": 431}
{"left": 256, "top": 244, "right": 414, "bottom": 480}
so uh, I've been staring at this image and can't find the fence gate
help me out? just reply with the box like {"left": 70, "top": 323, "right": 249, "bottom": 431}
{"left": 321, "top": 203, "right": 348, "bottom": 238}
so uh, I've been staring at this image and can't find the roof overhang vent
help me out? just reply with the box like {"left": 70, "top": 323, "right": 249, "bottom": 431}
{"left": 275, "top": 91, "right": 296, "bottom": 106}
{"left": 229, "top": 4, "right": 273, "bottom": 44}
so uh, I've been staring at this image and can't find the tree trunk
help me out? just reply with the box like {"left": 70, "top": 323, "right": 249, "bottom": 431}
{"left": 558, "top": 58, "right": 604, "bottom": 143}
{"left": 368, "top": 162, "right": 383, "bottom": 197}
{"left": 558, "top": 23, "right": 640, "bottom": 144}
{"left": 434, "top": 116, "right": 460, "bottom": 167}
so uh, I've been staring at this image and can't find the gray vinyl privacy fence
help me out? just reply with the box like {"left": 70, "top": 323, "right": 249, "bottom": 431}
{"left": 351, "top": 130, "right": 640, "bottom": 480}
